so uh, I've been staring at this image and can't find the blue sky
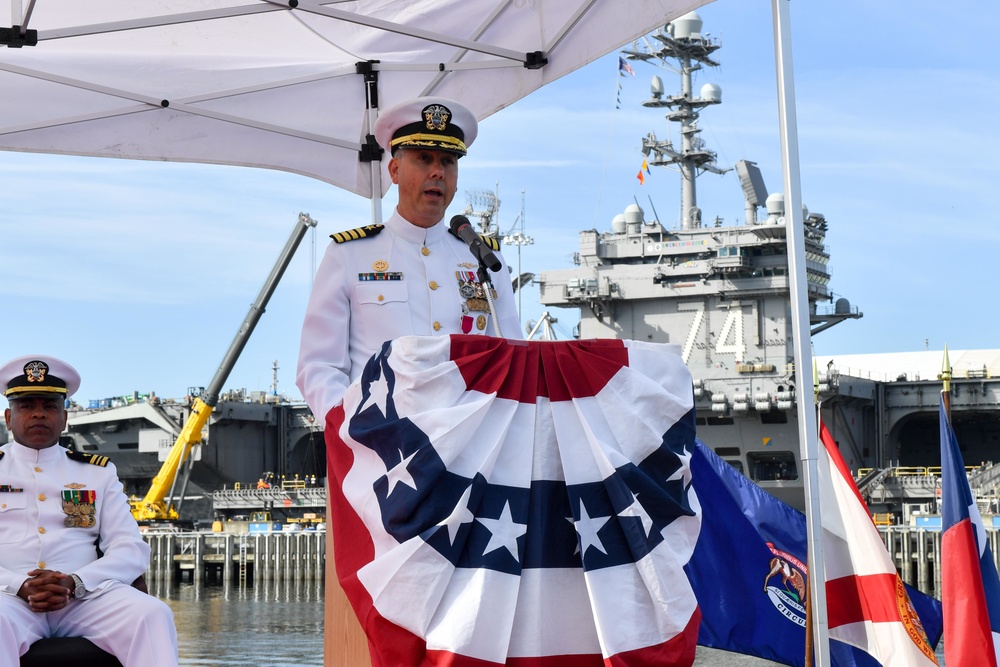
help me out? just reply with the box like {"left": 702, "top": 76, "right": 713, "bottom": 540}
{"left": 2, "top": 0, "right": 998, "bottom": 404}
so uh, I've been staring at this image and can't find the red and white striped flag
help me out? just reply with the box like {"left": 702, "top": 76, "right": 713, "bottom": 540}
{"left": 326, "top": 335, "right": 701, "bottom": 666}
{"left": 818, "top": 422, "right": 938, "bottom": 666}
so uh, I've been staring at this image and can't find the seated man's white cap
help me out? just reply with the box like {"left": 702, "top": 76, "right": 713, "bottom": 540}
{"left": 0, "top": 354, "right": 81, "bottom": 400}
{"left": 374, "top": 97, "right": 478, "bottom": 158}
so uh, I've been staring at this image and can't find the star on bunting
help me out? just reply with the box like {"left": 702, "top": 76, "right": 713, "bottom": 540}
{"left": 360, "top": 372, "right": 390, "bottom": 416}
{"left": 385, "top": 448, "right": 417, "bottom": 496}
{"left": 437, "top": 484, "right": 475, "bottom": 545}
{"left": 571, "top": 499, "right": 610, "bottom": 557}
{"left": 618, "top": 491, "right": 655, "bottom": 539}
{"left": 477, "top": 500, "right": 526, "bottom": 561}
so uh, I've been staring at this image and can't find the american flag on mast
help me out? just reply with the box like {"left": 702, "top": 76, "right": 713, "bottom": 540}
{"left": 618, "top": 55, "right": 636, "bottom": 77}
{"left": 325, "top": 335, "right": 701, "bottom": 666}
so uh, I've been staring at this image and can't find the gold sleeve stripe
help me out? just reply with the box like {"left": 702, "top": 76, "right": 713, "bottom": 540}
{"left": 480, "top": 235, "right": 500, "bottom": 251}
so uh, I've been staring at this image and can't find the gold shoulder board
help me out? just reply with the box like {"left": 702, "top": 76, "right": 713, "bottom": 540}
{"left": 66, "top": 451, "right": 110, "bottom": 467}
{"left": 480, "top": 235, "right": 500, "bottom": 251}
{"left": 330, "top": 224, "right": 385, "bottom": 244}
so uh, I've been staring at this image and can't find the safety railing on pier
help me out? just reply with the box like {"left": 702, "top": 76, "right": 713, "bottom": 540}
{"left": 142, "top": 529, "right": 325, "bottom": 586}
{"left": 210, "top": 485, "right": 327, "bottom": 512}
{"left": 856, "top": 464, "right": 1000, "bottom": 515}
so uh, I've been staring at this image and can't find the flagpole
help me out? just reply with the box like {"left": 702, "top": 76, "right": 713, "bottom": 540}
{"left": 770, "top": 2, "right": 831, "bottom": 665}
{"left": 941, "top": 344, "right": 952, "bottom": 415}
{"left": 804, "top": 359, "right": 822, "bottom": 667}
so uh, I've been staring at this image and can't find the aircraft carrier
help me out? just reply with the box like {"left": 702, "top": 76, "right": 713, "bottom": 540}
{"left": 58, "top": 386, "right": 324, "bottom": 521}
{"left": 535, "top": 12, "right": 1000, "bottom": 517}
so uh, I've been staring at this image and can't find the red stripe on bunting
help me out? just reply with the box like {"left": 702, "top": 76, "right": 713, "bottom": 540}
{"left": 603, "top": 610, "right": 700, "bottom": 667}
{"left": 943, "top": 517, "right": 996, "bottom": 666}
{"left": 826, "top": 573, "right": 900, "bottom": 627}
{"left": 425, "top": 648, "right": 600, "bottom": 666}
{"left": 326, "top": 405, "right": 374, "bottom": 581}
{"left": 419, "top": 607, "right": 699, "bottom": 666}
{"left": 450, "top": 336, "right": 629, "bottom": 402}
{"left": 327, "top": 405, "right": 437, "bottom": 667}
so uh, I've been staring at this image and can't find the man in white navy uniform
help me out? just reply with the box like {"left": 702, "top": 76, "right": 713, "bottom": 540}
{"left": 0, "top": 355, "right": 178, "bottom": 667}
{"left": 296, "top": 97, "right": 522, "bottom": 419}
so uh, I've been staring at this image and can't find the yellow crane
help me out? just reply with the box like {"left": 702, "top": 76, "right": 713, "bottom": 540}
{"left": 129, "top": 396, "right": 212, "bottom": 521}
{"left": 130, "top": 213, "right": 317, "bottom": 522}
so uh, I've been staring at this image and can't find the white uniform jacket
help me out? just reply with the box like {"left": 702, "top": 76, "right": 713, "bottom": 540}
{"left": 296, "top": 210, "right": 523, "bottom": 420}
{"left": 0, "top": 442, "right": 150, "bottom": 598}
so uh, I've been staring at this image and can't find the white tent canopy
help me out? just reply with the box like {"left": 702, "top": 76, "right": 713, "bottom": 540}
{"left": 0, "top": 0, "right": 711, "bottom": 200}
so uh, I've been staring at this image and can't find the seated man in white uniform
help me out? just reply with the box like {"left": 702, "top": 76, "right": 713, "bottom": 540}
{"left": 0, "top": 355, "right": 179, "bottom": 667}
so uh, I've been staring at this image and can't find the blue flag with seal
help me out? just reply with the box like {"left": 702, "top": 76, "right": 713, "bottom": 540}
{"left": 687, "top": 440, "right": 943, "bottom": 666}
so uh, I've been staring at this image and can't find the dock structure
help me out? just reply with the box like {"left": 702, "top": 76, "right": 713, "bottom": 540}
{"left": 144, "top": 530, "right": 326, "bottom": 585}
{"left": 211, "top": 483, "right": 326, "bottom": 519}
{"left": 880, "top": 524, "right": 1000, "bottom": 598}
{"left": 139, "top": 524, "right": 1000, "bottom": 601}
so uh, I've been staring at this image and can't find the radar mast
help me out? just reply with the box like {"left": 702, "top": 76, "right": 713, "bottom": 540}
{"left": 623, "top": 11, "right": 729, "bottom": 229}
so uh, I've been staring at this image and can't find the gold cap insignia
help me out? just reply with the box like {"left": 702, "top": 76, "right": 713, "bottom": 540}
{"left": 423, "top": 104, "right": 450, "bottom": 131}
{"left": 24, "top": 361, "right": 48, "bottom": 383}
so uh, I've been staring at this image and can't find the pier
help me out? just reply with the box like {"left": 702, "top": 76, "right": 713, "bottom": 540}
{"left": 138, "top": 520, "right": 1000, "bottom": 599}
{"left": 881, "top": 524, "right": 1000, "bottom": 597}
{"left": 144, "top": 530, "right": 326, "bottom": 585}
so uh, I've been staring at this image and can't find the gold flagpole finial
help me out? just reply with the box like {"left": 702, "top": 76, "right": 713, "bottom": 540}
{"left": 940, "top": 344, "right": 952, "bottom": 395}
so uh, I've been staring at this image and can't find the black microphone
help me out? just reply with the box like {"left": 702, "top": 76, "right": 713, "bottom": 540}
{"left": 449, "top": 215, "right": 502, "bottom": 272}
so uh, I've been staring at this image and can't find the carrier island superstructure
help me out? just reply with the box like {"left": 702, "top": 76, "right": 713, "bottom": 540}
{"left": 536, "top": 12, "right": 1000, "bottom": 515}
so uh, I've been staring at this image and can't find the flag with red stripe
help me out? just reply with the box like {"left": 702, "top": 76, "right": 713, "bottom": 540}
{"left": 819, "top": 422, "right": 938, "bottom": 665}
{"left": 326, "top": 335, "right": 701, "bottom": 666}
{"left": 940, "top": 395, "right": 1000, "bottom": 666}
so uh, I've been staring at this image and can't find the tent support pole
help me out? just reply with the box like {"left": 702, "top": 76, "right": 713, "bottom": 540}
{"left": 358, "top": 59, "right": 384, "bottom": 223}
{"left": 770, "top": 2, "right": 831, "bottom": 664}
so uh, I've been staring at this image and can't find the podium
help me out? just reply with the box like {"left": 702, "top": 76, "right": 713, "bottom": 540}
{"left": 323, "top": 335, "right": 700, "bottom": 666}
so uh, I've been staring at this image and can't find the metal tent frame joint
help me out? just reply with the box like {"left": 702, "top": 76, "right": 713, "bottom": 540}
{"left": 524, "top": 51, "right": 547, "bottom": 69}
{"left": 0, "top": 26, "right": 37, "bottom": 48}
{"left": 359, "top": 133, "right": 383, "bottom": 163}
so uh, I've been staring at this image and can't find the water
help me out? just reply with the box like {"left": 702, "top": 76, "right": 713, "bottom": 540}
{"left": 151, "top": 580, "right": 325, "bottom": 666}
{"left": 149, "top": 581, "right": 945, "bottom": 666}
